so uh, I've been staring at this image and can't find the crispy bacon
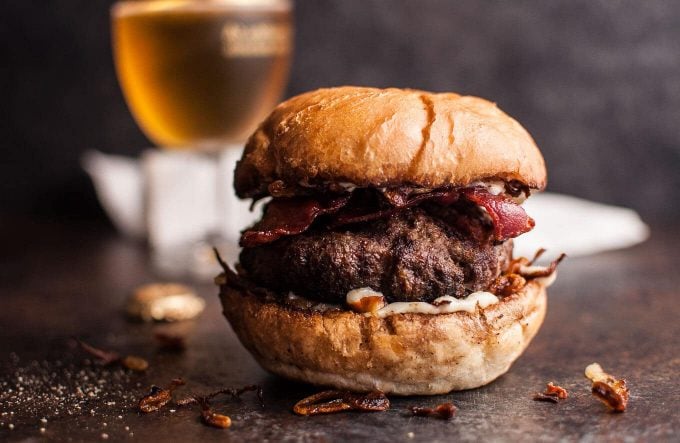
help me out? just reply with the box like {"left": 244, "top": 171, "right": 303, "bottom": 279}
{"left": 330, "top": 188, "right": 460, "bottom": 228}
{"left": 240, "top": 195, "right": 350, "bottom": 247}
{"left": 240, "top": 186, "right": 533, "bottom": 247}
{"left": 460, "top": 188, "right": 534, "bottom": 241}
{"left": 328, "top": 206, "right": 395, "bottom": 228}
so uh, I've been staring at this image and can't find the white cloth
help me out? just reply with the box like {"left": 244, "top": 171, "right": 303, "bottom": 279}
{"left": 83, "top": 150, "right": 649, "bottom": 259}
{"left": 514, "top": 193, "right": 649, "bottom": 258}
{"left": 82, "top": 151, "right": 145, "bottom": 239}
{"left": 82, "top": 149, "right": 259, "bottom": 251}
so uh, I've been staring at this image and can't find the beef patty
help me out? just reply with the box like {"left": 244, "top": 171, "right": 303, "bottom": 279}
{"left": 239, "top": 207, "right": 513, "bottom": 304}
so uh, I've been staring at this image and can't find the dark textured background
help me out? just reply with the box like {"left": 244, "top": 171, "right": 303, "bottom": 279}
{"left": 2, "top": 0, "right": 679, "bottom": 223}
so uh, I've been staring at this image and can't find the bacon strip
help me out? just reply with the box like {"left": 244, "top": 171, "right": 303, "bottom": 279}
{"left": 240, "top": 187, "right": 533, "bottom": 247}
{"left": 461, "top": 188, "right": 535, "bottom": 241}
{"left": 240, "top": 195, "right": 350, "bottom": 247}
{"left": 329, "top": 188, "right": 459, "bottom": 228}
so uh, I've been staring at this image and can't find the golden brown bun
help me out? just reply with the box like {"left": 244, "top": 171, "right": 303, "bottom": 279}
{"left": 235, "top": 86, "right": 546, "bottom": 198}
{"left": 220, "top": 280, "right": 546, "bottom": 395}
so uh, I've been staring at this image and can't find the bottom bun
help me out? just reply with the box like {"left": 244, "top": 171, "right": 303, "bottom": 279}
{"left": 219, "top": 280, "right": 546, "bottom": 395}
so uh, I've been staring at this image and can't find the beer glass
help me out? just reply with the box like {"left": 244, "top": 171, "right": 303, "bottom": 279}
{"left": 111, "top": 0, "right": 292, "bottom": 275}
{"left": 112, "top": 0, "right": 291, "bottom": 148}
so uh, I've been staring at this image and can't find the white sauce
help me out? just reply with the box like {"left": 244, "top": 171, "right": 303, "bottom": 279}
{"left": 284, "top": 259, "right": 560, "bottom": 319}
{"left": 285, "top": 287, "right": 500, "bottom": 317}
{"left": 371, "top": 292, "right": 499, "bottom": 318}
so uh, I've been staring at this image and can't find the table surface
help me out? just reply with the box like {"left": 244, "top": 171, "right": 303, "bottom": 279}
{"left": 1, "top": 218, "right": 678, "bottom": 442}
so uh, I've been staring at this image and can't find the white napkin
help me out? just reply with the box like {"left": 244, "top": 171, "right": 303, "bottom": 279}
{"left": 83, "top": 150, "right": 649, "bottom": 259}
{"left": 514, "top": 193, "right": 649, "bottom": 258}
{"left": 82, "top": 149, "right": 260, "bottom": 251}
{"left": 82, "top": 151, "right": 145, "bottom": 239}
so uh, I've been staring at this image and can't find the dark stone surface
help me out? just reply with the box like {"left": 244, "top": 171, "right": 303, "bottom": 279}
{"left": 0, "top": 218, "right": 678, "bottom": 441}
{"left": 2, "top": 1, "right": 680, "bottom": 221}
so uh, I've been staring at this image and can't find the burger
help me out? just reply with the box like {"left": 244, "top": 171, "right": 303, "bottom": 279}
{"left": 216, "top": 86, "right": 562, "bottom": 395}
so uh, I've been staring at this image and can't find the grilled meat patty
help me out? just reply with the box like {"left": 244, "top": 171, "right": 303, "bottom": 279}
{"left": 239, "top": 206, "right": 512, "bottom": 304}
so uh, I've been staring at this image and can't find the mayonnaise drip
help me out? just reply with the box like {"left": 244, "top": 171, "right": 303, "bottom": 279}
{"left": 370, "top": 292, "right": 499, "bottom": 318}
{"left": 284, "top": 288, "right": 499, "bottom": 317}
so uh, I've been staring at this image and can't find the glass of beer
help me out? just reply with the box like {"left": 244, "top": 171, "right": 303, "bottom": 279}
{"left": 112, "top": 0, "right": 292, "bottom": 149}
{"left": 111, "top": 0, "right": 292, "bottom": 276}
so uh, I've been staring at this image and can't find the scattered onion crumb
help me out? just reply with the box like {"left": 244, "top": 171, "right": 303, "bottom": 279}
{"left": 585, "top": 363, "right": 629, "bottom": 412}
{"left": 533, "top": 382, "right": 569, "bottom": 403}
{"left": 409, "top": 402, "right": 457, "bottom": 419}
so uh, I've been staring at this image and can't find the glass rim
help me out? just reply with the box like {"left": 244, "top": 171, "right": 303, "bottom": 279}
{"left": 112, "top": 0, "right": 292, "bottom": 18}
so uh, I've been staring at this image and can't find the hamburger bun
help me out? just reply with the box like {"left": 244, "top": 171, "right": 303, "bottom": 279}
{"left": 219, "top": 279, "right": 546, "bottom": 395}
{"left": 221, "top": 86, "right": 555, "bottom": 396}
{"left": 235, "top": 86, "right": 546, "bottom": 198}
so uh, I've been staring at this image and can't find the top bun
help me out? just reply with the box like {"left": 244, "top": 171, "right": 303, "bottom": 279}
{"left": 235, "top": 87, "right": 546, "bottom": 198}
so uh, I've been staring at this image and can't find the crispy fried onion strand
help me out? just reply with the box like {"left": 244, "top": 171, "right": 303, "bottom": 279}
{"left": 489, "top": 273, "right": 527, "bottom": 298}
{"left": 409, "top": 402, "right": 457, "bottom": 419}
{"left": 293, "top": 390, "right": 390, "bottom": 416}
{"left": 76, "top": 339, "right": 149, "bottom": 372}
{"left": 512, "top": 252, "right": 567, "bottom": 279}
{"left": 197, "top": 397, "right": 232, "bottom": 429}
{"left": 175, "top": 385, "right": 264, "bottom": 429}
{"left": 585, "top": 363, "right": 629, "bottom": 412}
{"left": 490, "top": 250, "right": 566, "bottom": 297}
{"left": 139, "top": 378, "right": 186, "bottom": 413}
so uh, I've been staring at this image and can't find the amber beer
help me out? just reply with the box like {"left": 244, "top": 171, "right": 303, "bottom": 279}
{"left": 112, "top": 0, "right": 292, "bottom": 148}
